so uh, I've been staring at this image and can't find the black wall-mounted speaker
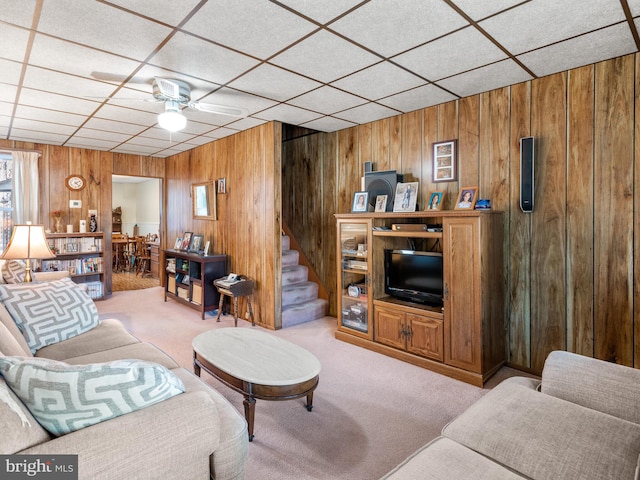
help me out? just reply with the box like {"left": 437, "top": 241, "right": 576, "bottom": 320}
{"left": 520, "top": 136, "right": 535, "bottom": 213}
{"left": 364, "top": 170, "right": 397, "bottom": 211}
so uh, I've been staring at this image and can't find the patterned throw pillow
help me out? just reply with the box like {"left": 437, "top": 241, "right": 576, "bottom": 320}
{"left": 0, "top": 277, "right": 99, "bottom": 353}
{"left": 1, "top": 260, "right": 26, "bottom": 283}
{"left": 0, "top": 357, "right": 185, "bottom": 436}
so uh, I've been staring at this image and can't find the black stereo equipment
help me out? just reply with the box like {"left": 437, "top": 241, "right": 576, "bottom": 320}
{"left": 364, "top": 170, "right": 398, "bottom": 212}
{"left": 520, "top": 136, "right": 535, "bottom": 213}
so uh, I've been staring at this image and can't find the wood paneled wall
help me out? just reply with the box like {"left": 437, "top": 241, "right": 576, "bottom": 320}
{"left": 164, "top": 122, "right": 282, "bottom": 329}
{"left": 0, "top": 140, "right": 163, "bottom": 295}
{"left": 283, "top": 53, "right": 640, "bottom": 373}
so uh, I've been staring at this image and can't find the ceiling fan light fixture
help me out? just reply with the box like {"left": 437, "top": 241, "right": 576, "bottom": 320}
{"left": 158, "top": 101, "right": 186, "bottom": 132}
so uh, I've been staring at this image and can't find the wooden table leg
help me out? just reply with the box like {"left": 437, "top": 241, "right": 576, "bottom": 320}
{"left": 216, "top": 294, "right": 224, "bottom": 322}
{"left": 233, "top": 297, "right": 239, "bottom": 327}
{"left": 247, "top": 299, "right": 255, "bottom": 326}
{"left": 305, "top": 391, "right": 314, "bottom": 411}
{"left": 243, "top": 396, "right": 256, "bottom": 441}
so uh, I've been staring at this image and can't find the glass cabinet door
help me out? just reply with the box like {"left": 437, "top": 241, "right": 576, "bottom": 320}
{"left": 337, "top": 219, "right": 372, "bottom": 338}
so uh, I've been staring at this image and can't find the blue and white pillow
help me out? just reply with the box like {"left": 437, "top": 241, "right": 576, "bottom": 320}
{"left": 0, "top": 277, "right": 99, "bottom": 353}
{"left": 0, "top": 356, "right": 185, "bottom": 436}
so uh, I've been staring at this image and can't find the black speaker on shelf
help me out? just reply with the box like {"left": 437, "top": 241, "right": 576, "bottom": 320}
{"left": 364, "top": 170, "right": 398, "bottom": 211}
{"left": 520, "top": 136, "right": 535, "bottom": 213}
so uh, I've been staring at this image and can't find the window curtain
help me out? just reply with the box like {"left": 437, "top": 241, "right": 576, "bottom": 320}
{"left": 12, "top": 151, "right": 40, "bottom": 224}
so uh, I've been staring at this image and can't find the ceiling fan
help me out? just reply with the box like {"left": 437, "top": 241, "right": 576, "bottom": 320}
{"left": 151, "top": 78, "right": 249, "bottom": 132}
{"left": 90, "top": 74, "right": 249, "bottom": 132}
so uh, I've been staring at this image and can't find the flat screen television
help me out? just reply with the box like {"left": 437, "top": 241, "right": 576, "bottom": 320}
{"left": 384, "top": 249, "right": 443, "bottom": 307}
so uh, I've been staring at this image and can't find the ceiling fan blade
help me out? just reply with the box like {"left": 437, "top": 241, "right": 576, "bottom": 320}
{"left": 189, "top": 102, "right": 248, "bottom": 118}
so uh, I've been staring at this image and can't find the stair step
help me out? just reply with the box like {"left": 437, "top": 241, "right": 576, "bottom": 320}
{"left": 282, "top": 235, "right": 290, "bottom": 251}
{"left": 282, "top": 249, "right": 299, "bottom": 267}
{"left": 282, "top": 265, "right": 309, "bottom": 286}
{"left": 282, "top": 298, "right": 328, "bottom": 328}
{"left": 282, "top": 281, "right": 319, "bottom": 307}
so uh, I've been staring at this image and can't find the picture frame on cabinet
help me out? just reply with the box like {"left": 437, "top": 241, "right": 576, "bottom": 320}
{"left": 352, "top": 191, "right": 369, "bottom": 212}
{"left": 203, "top": 241, "right": 210, "bottom": 256}
{"left": 393, "top": 182, "right": 418, "bottom": 212}
{"left": 432, "top": 139, "right": 457, "bottom": 182}
{"left": 181, "top": 232, "right": 193, "bottom": 250}
{"left": 174, "top": 237, "right": 183, "bottom": 249}
{"left": 455, "top": 187, "right": 478, "bottom": 210}
{"left": 375, "top": 195, "right": 387, "bottom": 213}
{"left": 426, "top": 191, "right": 444, "bottom": 211}
{"left": 189, "top": 234, "right": 204, "bottom": 253}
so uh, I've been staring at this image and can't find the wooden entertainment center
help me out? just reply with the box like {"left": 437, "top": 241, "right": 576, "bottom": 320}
{"left": 335, "top": 211, "right": 505, "bottom": 386}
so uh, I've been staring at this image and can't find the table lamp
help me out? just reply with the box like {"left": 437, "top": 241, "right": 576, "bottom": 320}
{"left": 0, "top": 223, "right": 56, "bottom": 282}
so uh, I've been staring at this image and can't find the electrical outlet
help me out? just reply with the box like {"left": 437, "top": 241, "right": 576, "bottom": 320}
{"left": 88, "top": 209, "right": 97, "bottom": 216}
{"left": 70, "top": 199, "right": 82, "bottom": 208}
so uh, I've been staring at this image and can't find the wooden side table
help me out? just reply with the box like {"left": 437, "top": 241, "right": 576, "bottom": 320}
{"left": 214, "top": 278, "right": 255, "bottom": 326}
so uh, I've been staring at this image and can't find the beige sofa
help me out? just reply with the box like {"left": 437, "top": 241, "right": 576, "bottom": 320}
{"left": 382, "top": 350, "right": 640, "bottom": 479}
{"left": 0, "top": 275, "right": 248, "bottom": 480}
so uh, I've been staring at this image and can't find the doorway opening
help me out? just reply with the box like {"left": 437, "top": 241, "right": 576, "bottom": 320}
{"left": 112, "top": 175, "right": 161, "bottom": 292}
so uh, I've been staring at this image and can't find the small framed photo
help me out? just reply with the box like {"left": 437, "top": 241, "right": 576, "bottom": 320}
{"left": 393, "top": 182, "right": 418, "bottom": 212}
{"left": 217, "top": 178, "right": 226, "bottom": 194}
{"left": 352, "top": 191, "right": 369, "bottom": 212}
{"left": 174, "top": 237, "right": 182, "bottom": 249}
{"left": 433, "top": 139, "right": 457, "bottom": 182}
{"left": 374, "top": 194, "right": 388, "bottom": 213}
{"left": 181, "top": 232, "right": 193, "bottom": 250}
{"left": 203, "top": 240, "right": 210, "bottom": 256}
{"left": 189, "top": 234, "right": 204, "bottom": 253}
{"left": 455, "top": 187, "right": 479, "bottom": 210}
{"left": 426, "top": 191, "right": 444, "bottom": 211}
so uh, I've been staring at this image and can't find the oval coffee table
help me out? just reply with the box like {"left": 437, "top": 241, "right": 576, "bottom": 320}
{"left": 192, "top": 328, "right": 321, "bottom": 441}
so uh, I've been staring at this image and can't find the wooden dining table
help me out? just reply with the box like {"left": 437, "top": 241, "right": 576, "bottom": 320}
{"left": 112, "top": 238, "right": 136, "bottom": 272}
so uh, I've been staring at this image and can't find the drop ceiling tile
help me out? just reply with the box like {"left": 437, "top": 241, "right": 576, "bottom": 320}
{"left": 330, "top": 0, "right": 468, "bottom": 57}
{"left": 450, "top": 0, "right": 524, "bottom": 20}
{"left": 183, "top": 0, "right": 317, "bottom": 60}
{"left": 94, "top": 104, "right": 159, "bottom": 125}
{"left": 197, "top": 87, "right": 278, "bottom": 115}
{"left": 149, "top": 32, "right": 259, "bottom": 86}
{"left": 519, "top": 23, "right": 636, "bottom": 78}
{"left": 331, "top": 61, "right": 425, "bottom": 101}
{"left": 106, "top": 0, "right": 203, "bottom": 27}
{"left": 288, "top": 86, "right": 367, "bottom": 115}
{"left": 182, "top": 136, "right": 217, "bottom": 147}
{"left": 112, "top": 143, "right": 165, "bottom": 155}
{"left": 0, "top": 0, "right": 38, "bottom": 28}
{"left": 18, "top": 88, "right": 101, "bottom": 115}
{"left": 38, "top": 0, "right": 172, "bottom": 60}
{"left": 208, "top": 121, "right": 259, "bottom": 136}
{"left": 0, "top": 59, "right": 22, "bottom": 86}
{"left": 83, "top": 117, "right": 147, "bottom": 135}
{"left": 14, "top": 105, "right": 86, "bottom": 127}
{"left": 393, "top": 26, "right": 507, "bottom": 82}
{"left": 73, "top": 128, "right": 132, "bottom": 143}
{"left": 255, "top": 103, "right": 322, "bottom": 125}
{"left": 334, "top": 102, "right": 401, "bottom": 124}
{"left": 10, "top": 129, "right": 68, "bottom": 144}
{"left": 437, "top": 59, "right": 532, "bottom": 98}
{"left": 270, "top": 30, "right": 380, "bottom": 83}
{"left": 228, "top": 64, "right": 322, "bottom": 102}
{"left": 0, "top": 114, "right": 10, "bottom": 125}
{"left": 378, "top": 84, "right": 457, "bottom": 112}
{"left": 480, "top": 0, "right": 627, "bottom": 55}
{"left": 123, "top": 65, "right": 222, "bottom": 101}
{"left": 629, "top": 0, "right": 640, "bottom": 16}
{"left": 0, "top": 84, "right": 17, "bottom": 103}
{"left": 11, "top": 118, "right": 76, "bottom": 135}
{"left": 301, "top": 116, "right": 357, "bottom": 132}
{"left": 29, "top": 34, "right": 141, "bottom": 81}
{"left": 0, "top": 24, "right": 32, "bottom": 62}
{"left": 23, "top": 67, "right": 119, "bottom": 101}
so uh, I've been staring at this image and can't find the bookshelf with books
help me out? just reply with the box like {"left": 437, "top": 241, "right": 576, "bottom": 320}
{"left": 43, "top": 232, "right": 105, "bottom": 300}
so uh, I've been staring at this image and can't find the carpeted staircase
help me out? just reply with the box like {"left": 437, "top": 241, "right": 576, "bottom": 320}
{"left": 281, "top": 235, "right": 328, "bottom": 328}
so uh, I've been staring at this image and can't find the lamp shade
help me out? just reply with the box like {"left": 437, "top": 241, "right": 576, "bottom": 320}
{"left": 1, "top": 224, "right": 56, "bottom": 261}
{"left": 158, "top": 100, "right": 187, "bottom": 132}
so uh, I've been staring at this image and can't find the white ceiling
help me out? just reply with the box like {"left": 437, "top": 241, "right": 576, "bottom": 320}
{"left": 1, "top": 0, "right": 639, "bottom": 158}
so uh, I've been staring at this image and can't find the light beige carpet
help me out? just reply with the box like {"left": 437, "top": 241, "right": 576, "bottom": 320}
{"left": 96, "top": 287, "right": 525, "bottom": 480}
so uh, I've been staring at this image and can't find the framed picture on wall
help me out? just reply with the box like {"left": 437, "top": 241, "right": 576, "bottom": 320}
{"left": 432, "top": 139, "right": 457, "bottom": 182}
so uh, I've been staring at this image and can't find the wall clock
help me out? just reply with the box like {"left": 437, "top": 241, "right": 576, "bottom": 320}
{"left": 65, "top": 174, "right": 86, "bottom": 191}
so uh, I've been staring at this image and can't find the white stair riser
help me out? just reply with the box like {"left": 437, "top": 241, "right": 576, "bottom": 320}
{"left": 282, "top": 299, "right": 328, "bottom": 328}
{"left": 282, "top": 281, "right": 319, "bottom": 307}
{"left": 282, "top": 235, "right": 290, "bottom": 251}
{"left": 282, "top": 265, "right": 309, "bottom": 285}
{"left": 282, "top": 249, "right": 300, "bottom": 267}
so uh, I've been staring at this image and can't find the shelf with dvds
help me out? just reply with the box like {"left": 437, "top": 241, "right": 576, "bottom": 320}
{"left": 163, "top": 249, "right": 226, "bottom": 319}
{"left": 43, "top": 232, "right": 105, "bottom": 300}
